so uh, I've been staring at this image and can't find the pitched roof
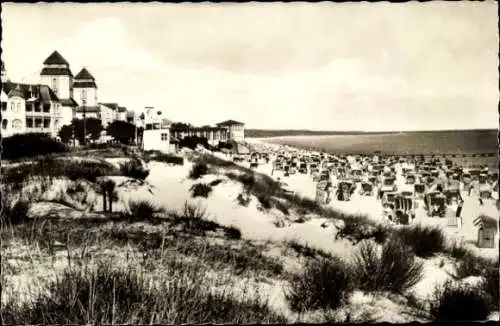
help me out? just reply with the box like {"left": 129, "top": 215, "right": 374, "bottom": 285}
{"left": 73, "top": 81, "right": 98, "bottom": 88}
{"left": 2, "top": 81, "right": 60, "bottom": 103}
{"left": 74, "top": 68, "right": 95, "bottom": 80}
{"left": 40, "top": 67, "right": 73, "bottom": 77}
{"left": 59, "top": 98, "right": 78, "bottom": 107}
{"left": 75, "top": 106, "right": 100, "bottom": 113}
{"left": 216, "top": 119, "right": 245, "bottom": 126}
{"left": 43, "top": 51, "right": 70, "bottom": 66}
{"left": 100, "top": 103, "right": 119, "bottom": 110}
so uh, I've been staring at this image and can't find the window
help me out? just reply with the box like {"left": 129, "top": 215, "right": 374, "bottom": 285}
{"left": 161, "top": 133, "right": 169, "bottom": 141}
{"left": 54, "top": 119, "right": 59, "bottom": 129}
{"left": 43, "top": 104, "right": 50, "bottom": 113}
{"left": 10, "top": 102, "right": 15, "bottom": 111}
{"left": 145, "top": 123, "right": 153, "bottom": 130}
{"left": 1, "top": 102, "right": 6, "bottom": 111}
{"left": 2, "top": 119, "right": 7, "bottom": 129}
{"left": 12, "top": 119, "right": 22, "bottom": 129}
{"left": 16, "top": 102, "right": 21, "bottom": 112}
{"left": 35, "top": 104, "right": 41, "bottom": 112}
{"left": 26, "top": 118, "right": 33, "bottom": 128}
{"left": 43, "top": 118, "right": 51, "bottom": 128}
{"left": 52, "top": 78, "right": 58, "bottom": 95}
{"left": 26, "top": 103, "right": 33, "bottom": 112}
{"left": 35, "top": 118, "right": 43, "bottom": 128}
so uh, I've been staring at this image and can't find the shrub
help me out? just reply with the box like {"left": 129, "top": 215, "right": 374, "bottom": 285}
{"left": 352, "top": 239, "right": 424, "bottom": 294}
{"left": 0, "top": 261, "right": 286, "bottom": 324}
{"left": 188, "top": 163, "right": 208, "bottom": 180}
{"left": 257, "top": 195, "right": 272, "bottom": 210}
{"left": 1, "top": 133, "right": 68, "bottom": 161}
{"left": 445, "top": 240, "right": 470, "bottom": 260}
{"left": 1, "top": 199, "right": 30, "bottom": 225}
{"left": 128, "top": 200, "right": 161, "bottom": 222}
{"left": 335, "top": 216, "right": 389, "bottom": 244}
{"left": 224, "top": 225, "right": 242, "bottom": 240}
{"left": 171, "top": 202, "right": 219, "bottom": 235}
{"left": 286, "top": 257, "right": 353, "bottom": 312}
{"left": 152, "top": 154, "right": 184, "bottom": 166}
{"left": 455, "top": 251, "right": 496, "bottom": 279}
{"left": 481, "top": 261, "right": 499, "bottom": 311}
{"left": 190, "top": 183, "right": 213, "bottom": 198}
{"left": 119, "top": 160, "right": 149, "bottom": 180}
{"left": 429, "top": 280, "right": 492, "bottom": 321}
{"left": 394, "top": 224, "right": 446, "bottom": 258}
{"left": 286, "top": 240, "right": 332, "bottom": 259}
{"left": 236, "top": 193, "right": 251, "bottom": 207}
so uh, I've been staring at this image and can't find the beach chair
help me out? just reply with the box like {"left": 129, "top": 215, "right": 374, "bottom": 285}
{"left": 394, "top": 195, "right": 415, "bottom": 225}
{"left": 425, "top": 192, "right": 446, "bottom": 218}
{"left": 359, "top": 182, "right": 374, "bottom": 196}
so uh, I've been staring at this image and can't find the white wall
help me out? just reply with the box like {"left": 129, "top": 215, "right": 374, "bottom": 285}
{"left": 60, "top": 105, "right": 75, "bottom": 127}
{"left": 40, "top": 75, "right": 72, "bottom": 100}
{"left": 1, "top": 96, "right": 26, "bottom": 137}
{"left": 74, "top": 87, "right": 98, "bottom": 107}
{"left": 143, "top": 128, "right": 171, "bottom": 153}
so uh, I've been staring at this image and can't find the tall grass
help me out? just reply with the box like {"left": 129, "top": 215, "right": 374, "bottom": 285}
{"left": 190, "top": 183, "right": 213, "bottom": 198}
{"left": 286, "top": 257, "right": 353, "bottom": 312}
{"left": 0, "top": 260, "right": 286, "bottom": 324}
{"left": 119, "top": 160, "right": 150, "bottom": 180}
{"left": 429, "top": 280, "right": 492, "bottom": 321}
{"left": 394, "top": 225, "right": 446, "bottom": 258}
{"left": 352, "top": 239, "right": 424, "bottom": 294}
{"left": 188, "top": 163, "right": 208, "bottom": 180}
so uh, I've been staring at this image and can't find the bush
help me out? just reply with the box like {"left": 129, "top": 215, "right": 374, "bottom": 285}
{"left": 455, "top": 251, "right": 496, "bottom": 279}
{"left": 236, "top": 193, "right": 251, "bottom": 207}
{"left": 128, "top": 200, "right": 161, "bottom": 222}
{"left": 188, "top": 163, "right": 208, "bottom": 180}
{"left": 394, "top": 224, "right": 446, "bottom": 258}
{"left": 429, "top": 281, "right": 492, "bottom": 321}
{"left": 257, "top": 195, "right": 272, "bottom": 210}
{"left": 481, "top": 261, "right": 499, "bottom": 311}
{"left": 335, "top": 216, "right": 389, "bottom": 244}
{"left": 152, "top": 154, "right": 184, "bottom": 166}
{"left": 352, "top": 239, "right": 424, "bottom": 294}
{"left": 2, "top": 133, "right": 68, "bottom": 160}
{"left": 286, "top": 257, "right": 353, "bottom": 312}
{"left": 119, "top": 160, "right": 149, "bottom": 180}
{"left": 1, "top": 199, "right": 30, "bottom": 225}
{"left": 286, "top": 240, "right": 332, "bottom": 259}
{"left": 0, "top": 261, "right": 286, "bottom": 324}
{"left": 224, "top": 225, "right": 242, "bottom": 240}
{"left": 190, "top": 183, "right": 213, "bottom": 198}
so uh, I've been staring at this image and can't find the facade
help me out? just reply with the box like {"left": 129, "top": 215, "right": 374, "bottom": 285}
{"left": 117, "top": 106, "right": 127, "bottom": 121}
{"left": 141, "top": 107, "right": 173, "bottom": 152}
{"left": 39, "top": 51, "right": 78, "bottom": 127}
{"left": 1, "top": 82, "right": 62, "bottom": 137}
{"left": 216, "top": 120, "right": 245, "bottom": 142}
{"left": 171, "top": 126, "right": 229, "bottom": 146}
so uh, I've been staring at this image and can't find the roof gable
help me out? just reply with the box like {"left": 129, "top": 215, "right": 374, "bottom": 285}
{"left": 75, "top": 68, "right": 95, "bottom": 80}
{"left": 2, "top": 81, "right": 60, "bottom": 102}
{"left": 43, "top": 51, "right": 69, "bottom": 66}
{"left": 216, "top": 119, "right": 245, "bottom": 126}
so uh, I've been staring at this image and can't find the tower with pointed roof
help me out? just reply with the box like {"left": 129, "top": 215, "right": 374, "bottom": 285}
{"left": 40, "top": 50, "right": 78, "bottom": 126}
{"left": 74, "top": 67, "right": 98, "bottom": 107}
{"left": 1, "top": 60, "right": 8, "bottom": 83}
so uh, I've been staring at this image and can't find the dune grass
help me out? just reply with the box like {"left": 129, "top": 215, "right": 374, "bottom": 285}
{"left": 190, "top": 183, "right": 214, "bottom": 198}
{"left": 0, "top": 259, "right": 286, "bottom": 324}
{"left": 393, "top": 224, "right": 446, "bottom": 258}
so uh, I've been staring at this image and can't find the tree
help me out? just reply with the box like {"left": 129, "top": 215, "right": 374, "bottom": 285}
{"left": 106, "top": 120, "right": 137, "bottom": 145}
{"left": 171, "top": 122, "right": 194, "bottom": 130}
{"left": 71, "top": 118, "right": 103, "bottom": 144}
{"left": 58, "top": 124, "right": 73, "bottom": 144}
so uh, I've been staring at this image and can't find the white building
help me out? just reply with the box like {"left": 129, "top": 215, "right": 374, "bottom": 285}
{"left": 117, "top": 106, "right": 127, "bottom": 121}
{"left": 142, "top": 107, "right": 174, "bottom": 153}
{"left": 1, "top": 81, "right": 62, "bottom": 138}
{"left": 39, "top": 51, "right": 78, "bottom": 127}
{"left": 216, "top": 120, "right": 245, "bottom": 142}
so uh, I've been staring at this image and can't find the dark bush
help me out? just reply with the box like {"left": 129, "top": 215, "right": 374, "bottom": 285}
{"left": 188, "top": 163, "right": 208, "bottom": 180}
{"left": 286, "top": 240, "right": 332, "bottom": 259}
{"left": 152, "top": 154, "right": 184, "bottom": 166}
{"left": 286, "top": 257, "right": 353, "bottom": 312}
{"left": 1, "top": 199, "right": 30, "bottom": 225}
{"left": 455, "top": 251, "right": 496, "bottom": 279}
{"left": 190, "top": 183, "right": 213, "bottom": 198}
{"left": 2, "top": 133, "right": 68, "bottom": 161}
{"left": 119, "top": 160, "right": 149, "bottom": 180}
{"left": 257, "top": 195, "right": 272, "bottom": 210}
{"left": 481, "top": 261, "right": 499, "bottom": 311}
{"left": 394, "top": 224, "right": 446, "bottom": 258}
{"left": 224, "top": 225, "right": 242, "bottom": 240}
{"left": 236, "top": 193, "right": 251, "bottom": 207}
{"left": 335, "top": 217, "right": 389, "bottom": 244}
{"left": 128, "top": 200, "right": 161, "bottom": 222}
{"left": 179, "top": 136, "right": 210, "bottom": 150}
{"left": 429, "top": 281, "right": 492, "bottom": 321}
{"left": 352, "top": 239, "right": 424, "bottom": 294}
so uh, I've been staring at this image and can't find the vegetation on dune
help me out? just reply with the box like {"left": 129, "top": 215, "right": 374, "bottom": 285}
{"left": 190, "top": 183, "right": 214, "bottom": 198}
{"left": 352, "top": 239, "right": 424, "bottom": 294}
{"left": 335, "top": 215, "right": 390, "bottom": 244}
{"left": 126, "top": 199, "right": 163, "bottom": 222}
{"left": 285, "top": 240, "right": 333, "bottom": 259}
{"left": 429, "top": 280, "right": 493, "bottom": 321}
{"left": 1, "top": 133, "right": 68, "bottom": 161}
{"left": 0, "top": 199, "right": 30, "bottom": 225}
{"left": 0, "top": 260, "right": 286, "bottom": 324}
{"left": 188, "top": 162, "right": 209, "bottom": 180}
{"left": 393, "top": 225, "right": 446, "bottom": 258}
{"left": 119, "top": 159, "right": 150, "bottom": 180}
{"left": 286, "top": 257, "right": 353, "bottom": 312}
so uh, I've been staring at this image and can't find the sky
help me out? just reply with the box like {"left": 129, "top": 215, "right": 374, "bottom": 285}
{"left": 1, "top": 2, "right": 498, "bottom": 131}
